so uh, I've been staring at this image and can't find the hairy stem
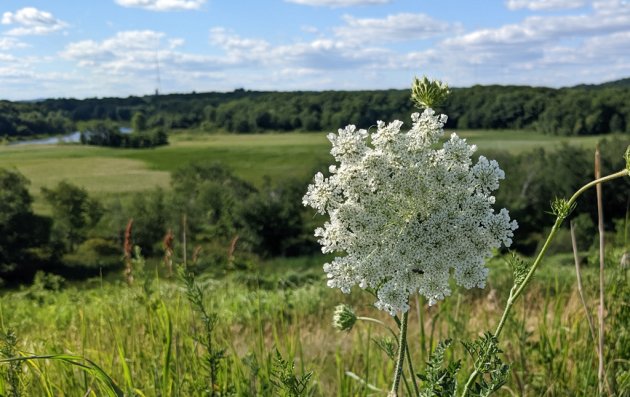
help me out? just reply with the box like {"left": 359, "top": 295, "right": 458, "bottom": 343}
{"left": 461, "top": 168, "right": 629, "bottom": 397}
{"left": 389, "top": 311, "right": 409, "bottom": 397}
{"left": 357, "top": 317, "right": 397, "bottom": 338}
{"left": 392, "top": 313, "right": 420, "bottom": 396}
{"left": 358, "top": 315, "right": 414, "bottom": 396}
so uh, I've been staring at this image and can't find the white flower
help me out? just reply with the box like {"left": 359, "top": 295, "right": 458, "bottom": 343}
{"left": 303, "top": 109, "right": 518, "bottom": 315}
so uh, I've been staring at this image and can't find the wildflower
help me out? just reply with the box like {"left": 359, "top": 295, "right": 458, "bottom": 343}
{"left": 411, "top": 76, "right": 450, "bottom": 110}
{"left": 303, "top": 109, "right": 517, "bottom": 315}
{"left": 332, "top": 304, "right": 357, "bottom": 331}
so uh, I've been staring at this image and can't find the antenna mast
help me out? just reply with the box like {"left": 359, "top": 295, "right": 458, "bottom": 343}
{"left": 155, "top": 45, "right": 161, "bottom": 96}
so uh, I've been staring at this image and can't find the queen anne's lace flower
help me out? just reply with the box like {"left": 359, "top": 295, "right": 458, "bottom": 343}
{"left": 303, "top": 109, "right": 518, "bottom": 315}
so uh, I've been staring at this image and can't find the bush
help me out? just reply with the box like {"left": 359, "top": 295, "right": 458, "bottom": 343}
{"left": 62, "top": 238, "right": 121, "bottom": 273}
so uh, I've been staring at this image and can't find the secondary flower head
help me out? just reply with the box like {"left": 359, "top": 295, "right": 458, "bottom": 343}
{"left": 303, "top": 109, "right": 518, "bottom": 315}
{"left": 332, "top": 304, "right": 357, "bottom": 332}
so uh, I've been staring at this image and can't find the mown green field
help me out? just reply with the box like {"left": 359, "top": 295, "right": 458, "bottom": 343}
{"left": 0, "top": 130, "right": 616, "bottom": 212}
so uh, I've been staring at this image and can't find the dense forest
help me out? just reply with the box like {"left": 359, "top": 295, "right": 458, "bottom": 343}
{"left": 1, "top": 78, "right": 630, "bottom": 139}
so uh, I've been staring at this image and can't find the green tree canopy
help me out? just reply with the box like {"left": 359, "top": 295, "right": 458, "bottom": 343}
{"left": 131, "top": 111, "right": 147, "bottom": 132}
{"left": 0, "top": 168, "right": 50, "bottom": 280}
{"left": 42, "top": 181, "right": 103, "bottom": 251}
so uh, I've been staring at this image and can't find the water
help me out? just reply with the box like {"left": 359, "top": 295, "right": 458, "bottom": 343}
{"left": 9, "top": 132, "right": 83, "bottom": 146}
{"left": 9, "top": 127, "right": 133, "bottom": 146}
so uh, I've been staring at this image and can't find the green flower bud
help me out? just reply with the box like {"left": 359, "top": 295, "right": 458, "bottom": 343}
{"left": 332, "top": 304, "right": 357, "bottom": 332}
{"left": 411, "top": 76, "right": 450, "bottom": 110}
{"left": 551, "top": 197, "right": 575, "bottom": 221}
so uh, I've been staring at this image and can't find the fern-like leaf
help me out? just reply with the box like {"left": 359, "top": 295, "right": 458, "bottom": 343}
{"left": 462, "top": 333, "right": 510, "bottom": 396}
{"left": 417, "top": 339, "right": 461, "bottom": 397}
{"left": 270, "top": 349, "right": 313, "bottom": 397}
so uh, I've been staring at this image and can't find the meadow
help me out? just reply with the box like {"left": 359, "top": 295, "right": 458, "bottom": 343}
{"left": 0, "top": 129, "right": 611, "bottom": 207}
{"left": 1, "top": 129, "right": 629, "bottom": 396}
{"left": 1, "top": 249, "right": 627, "bottom": 396}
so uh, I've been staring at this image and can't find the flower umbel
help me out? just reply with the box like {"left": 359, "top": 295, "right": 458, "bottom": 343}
{"left": 303, "top": 109, "right": 517, "bottom": 315}
{"left": 332, "top": 304, "right": 357, "bottom": 332}
{"left": 411, "top": 76, "right": 450, "bottom": 110}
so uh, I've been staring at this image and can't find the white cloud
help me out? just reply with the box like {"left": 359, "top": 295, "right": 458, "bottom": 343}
{"left": 273, "top": 38, "right": 389, "bottom": 70}
{"left": 539, "top": 31, "right": 630, "bottom": 64}
{"left": 0, "top": 37, "right": 27, "bottom": 50}
{"left": 168, "top": 38, "right": 185, "bottom": 49}
{"left": 114, "top": 0, "right": 206, "bottom": 11}
{"left": 506, "top": 0, "right": 586, "bottom": 10}
{"left": 443, "top": 1, "right": 630, "bottom": 58}
{"left": 208, "top": 27, "right": 387, "bottom": 71}
{"left": 209, "top": 27, "right": 270, "bottom": 60}
{"left": 401, "top": 0, "right": 630, "bottom": 87}
{"left": 1, "top": 7, "right": 67, "bottom": 36}
{"left": 285, "top": 0, "right": 390, "bottom": 7}
{"left": 593, "top": 0, "right": 630, "bottom": 14}
{"left": 334, "top": 13, "right": 450, "bottom": 44}
{"left": 0, "top": 65, "right": 32, "bottom": 78}
{"left": 277, "top": 67, "right": 321, "bottom": 77}
{"left": 0, "top": 53, "right": 17, "bottom": 62}
{"left": 61, "top": 30, "right": 234, "bottom": 83}
{"left": 62, "top": 31, "right": 170, "bottom": 69}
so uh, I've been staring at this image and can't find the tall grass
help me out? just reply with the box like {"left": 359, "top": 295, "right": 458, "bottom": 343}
{"left": 0, "top": 250, "right": 627, "bottom": 395}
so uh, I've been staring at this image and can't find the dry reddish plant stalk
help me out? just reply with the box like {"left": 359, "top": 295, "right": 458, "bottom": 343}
{"left": 163, "top": 228, "right": 174, "bottom": 277}
{"left": 228, "top": 235, "right": 239, "bottom": 262}
{"left": 192, "top": 245, "right": 202, "bottom": 265}
{"left": 123, "top": 218, "right": 134, "bottom": 285}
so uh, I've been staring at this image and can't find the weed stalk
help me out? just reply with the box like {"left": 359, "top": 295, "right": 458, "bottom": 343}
{"left": 461, "top": 166, "right": 629, "bottom": 396}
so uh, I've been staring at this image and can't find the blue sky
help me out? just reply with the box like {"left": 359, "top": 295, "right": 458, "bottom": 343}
{"left": 1, "top": 0, "right": 629, "bottom": 100}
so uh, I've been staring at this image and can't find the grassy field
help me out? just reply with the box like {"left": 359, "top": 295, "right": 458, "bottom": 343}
{"left": 0, "top": 130, "right": 618, "bottom": 212}
{"left": 0, "top": 132, "right": 330, "bottom": 212}
{"left": 0, "top": 251, "right": 627, "bottom": 396}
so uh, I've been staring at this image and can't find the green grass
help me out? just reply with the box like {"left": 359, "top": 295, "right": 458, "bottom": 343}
{"left": 124, "top": 132, "right": 333, "bottom": 184}
{"left": 453, "top": 129, "right": 613, "bottom": 153}
{"left": 0, "top": 133, "right": 331, "bottom": 212}
{"left": 0, "top": 250, "right": 627, "bottom": 396}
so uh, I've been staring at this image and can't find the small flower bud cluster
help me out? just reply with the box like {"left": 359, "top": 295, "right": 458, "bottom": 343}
{"left": 303, "top": 109, "right": 518, "bottom": 315}
{"left": 332, "top": 304, "right": 357, "bottom": 331}
{"left": 411, "top": 76, "right": 450, "bottom": 110}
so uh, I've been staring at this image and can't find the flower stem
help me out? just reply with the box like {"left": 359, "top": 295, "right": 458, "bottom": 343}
{"left": 389, "top": 310, "right": 409, "bottom": 397}
{"left": 357, "top": 317, "right": 397, "bottom": 338}
{"left": 392, "top": 313, "right": 420, "bottom": 396}
{"left": 357, "top": 315, "right": 415, "bottom": 396}
{"left": 461, "top": 168, "right": 629, "bottom": 397}
{"left": 497, "top": 169, "right": 627, "bottom": 336}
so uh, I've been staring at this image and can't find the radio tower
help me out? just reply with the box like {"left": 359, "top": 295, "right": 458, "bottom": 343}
{"left": 154, "top": 46, "right": 161, "bottom": 96}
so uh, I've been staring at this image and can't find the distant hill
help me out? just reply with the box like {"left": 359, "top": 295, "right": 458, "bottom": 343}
{"left": 573, "top": 77, "right": 630, "bottom": 89}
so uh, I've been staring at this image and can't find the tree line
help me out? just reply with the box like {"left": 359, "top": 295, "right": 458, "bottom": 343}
{"left": 1, "top": 135, "right": 629, "bottom": 284}
{"left": 2, "top": 79, "right": 629, "bottom": 139}
{"left": 80, "top": 120, "right": 168, "bottom": 148}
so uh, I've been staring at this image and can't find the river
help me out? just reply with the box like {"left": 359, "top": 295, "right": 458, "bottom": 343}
{"left": 9, "top": 128, "right": 133, "bottom": 146}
